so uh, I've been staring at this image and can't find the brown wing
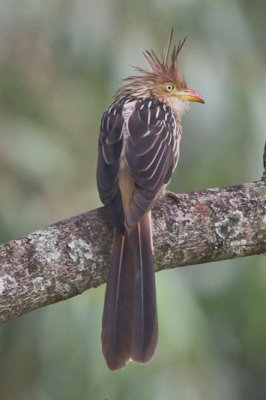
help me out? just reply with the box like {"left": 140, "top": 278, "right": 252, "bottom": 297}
{"left": 97, "top": 101, "right": 126, "bottom": 234}
{"left": 125, "top": 99, "right": 181, "bottom": 229}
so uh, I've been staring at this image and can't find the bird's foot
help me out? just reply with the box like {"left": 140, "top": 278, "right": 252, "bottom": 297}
{"left": 164, "top": 191, "right": 180, "bottom": 204}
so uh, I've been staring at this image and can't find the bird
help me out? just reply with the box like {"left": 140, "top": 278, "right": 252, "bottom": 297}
{"left": 97, "top": 30, "right": 204, "bottom": 371}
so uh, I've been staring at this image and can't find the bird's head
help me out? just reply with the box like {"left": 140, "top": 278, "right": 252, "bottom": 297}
{"left": 116, "top": 30, "right": 204, "bottom": 119}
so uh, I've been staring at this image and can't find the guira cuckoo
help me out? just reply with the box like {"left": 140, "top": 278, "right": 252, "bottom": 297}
{"left": 97, "top": 30, "right": 204, "bottom": 370}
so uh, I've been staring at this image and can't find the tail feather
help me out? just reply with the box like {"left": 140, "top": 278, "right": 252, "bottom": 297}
{"left": 130, "top": 212, "right": 158, "bottom": 363}
{"left": 101, "top": 232, "right": 135, "bottom": 370}
{"left": 101, "top": 212, "right": 158, "bottom": 370}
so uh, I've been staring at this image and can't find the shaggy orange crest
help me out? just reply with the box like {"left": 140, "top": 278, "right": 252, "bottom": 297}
{"left": 135, "top": 29, "right": 187, "bottom": 88}
{"left": 116, "top": 29, "right": 188, "bottom": 99}
{"left": 115, "top": 29, "right": 204, "bottom": 114}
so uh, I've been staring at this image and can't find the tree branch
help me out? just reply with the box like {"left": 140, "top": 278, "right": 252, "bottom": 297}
{"left": 0, "top": 180, "right": 265, "bottom": 323}
{"left": 262, "top": 141, "right": 266, "bottom": 180}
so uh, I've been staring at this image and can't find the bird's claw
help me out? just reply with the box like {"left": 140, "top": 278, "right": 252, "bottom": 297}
{"left": 164, "top": 191, "right": 180, "bottom": 204}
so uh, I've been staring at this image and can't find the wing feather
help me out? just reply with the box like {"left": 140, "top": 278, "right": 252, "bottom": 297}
{"left": 126, "top": 99, "right": 181, "bottom": 229}
{"left": 97, "top": 101, "right": 126, "bottom": 234}
{"left": 97, "top": 98, "right": 181, "bottom": 232}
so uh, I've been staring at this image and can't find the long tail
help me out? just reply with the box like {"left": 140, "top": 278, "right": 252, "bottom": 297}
{"left": 101, "top": 212, "right": 158, "bottom": 371}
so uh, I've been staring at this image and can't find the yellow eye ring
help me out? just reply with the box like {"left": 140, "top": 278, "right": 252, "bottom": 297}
{"left": 165, "top": 84, "right": 174, "bottom": 92}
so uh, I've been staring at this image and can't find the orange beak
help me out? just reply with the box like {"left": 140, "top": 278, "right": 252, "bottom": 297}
{"left": 178, "top": 87, "right": 205, "bottom": 103}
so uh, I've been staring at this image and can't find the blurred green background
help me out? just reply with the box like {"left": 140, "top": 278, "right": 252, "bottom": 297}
{"left": 0, "top": 1, "right": 265, "bottom": 399}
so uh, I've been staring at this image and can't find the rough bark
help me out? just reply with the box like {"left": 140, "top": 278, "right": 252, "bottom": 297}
{"left": 0, "top": 179, "right": 265, "bottom": 323}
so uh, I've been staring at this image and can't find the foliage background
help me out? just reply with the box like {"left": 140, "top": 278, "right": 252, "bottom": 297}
{"left": 0, "top": 1, "right": 265, "bottom": 399}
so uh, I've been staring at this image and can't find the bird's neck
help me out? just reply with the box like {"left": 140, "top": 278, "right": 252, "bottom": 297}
{"left": 116, "top": 86, "right": 189, "bottom": 121}
{"left": 165, "top": 97, "right": 190, "bottom": 120}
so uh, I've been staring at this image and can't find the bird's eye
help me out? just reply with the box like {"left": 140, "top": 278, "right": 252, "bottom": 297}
{"left": 165, "top": 84, "right": 174, "bottom": 92}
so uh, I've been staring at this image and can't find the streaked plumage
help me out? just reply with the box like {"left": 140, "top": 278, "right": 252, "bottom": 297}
{"left": 97, "top": 30, "right": 204, "bottom": 370}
